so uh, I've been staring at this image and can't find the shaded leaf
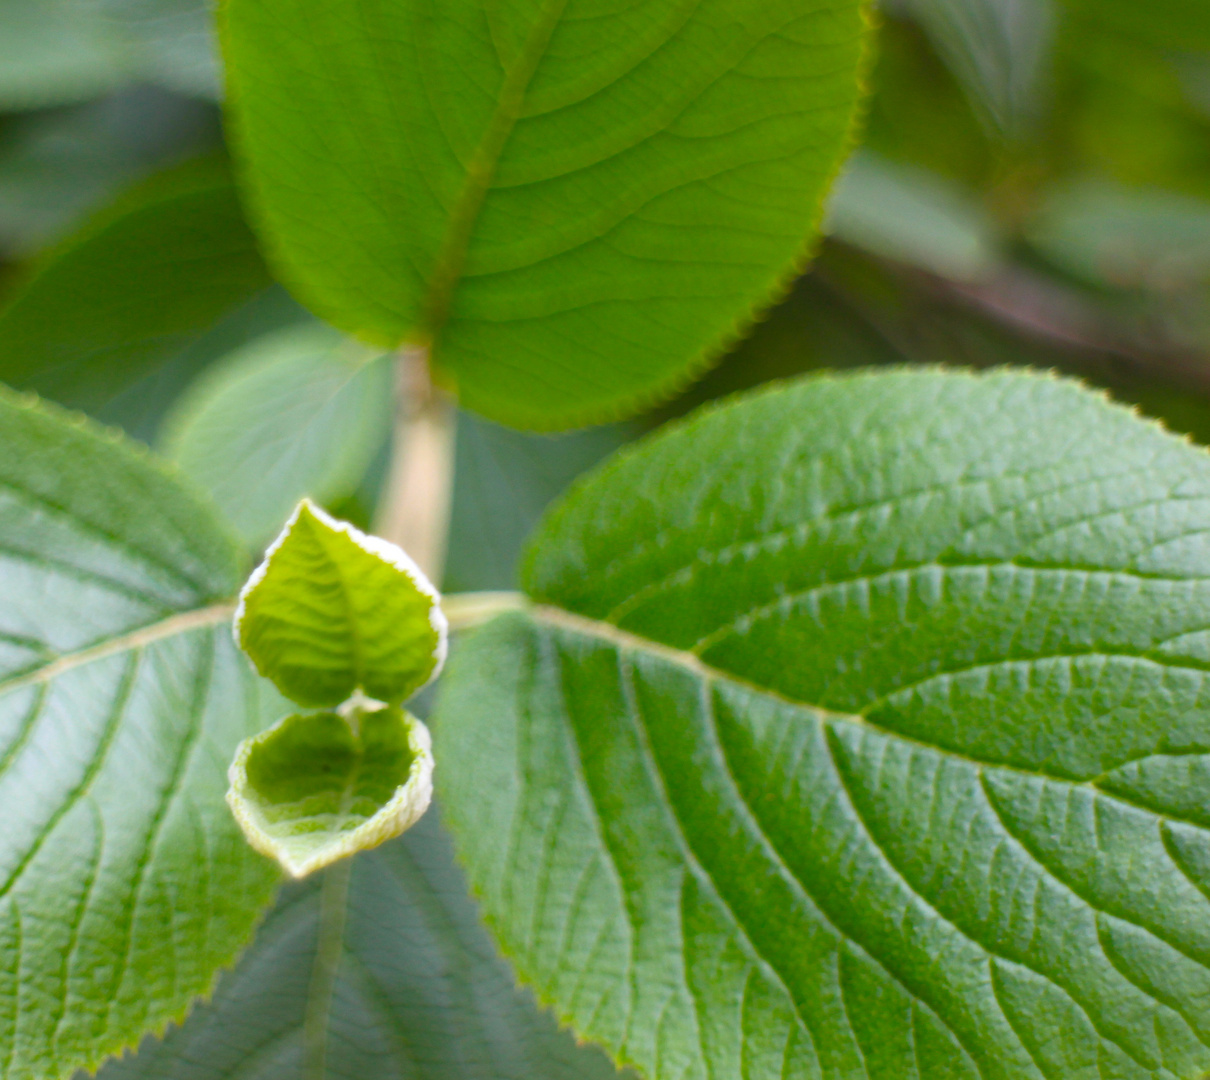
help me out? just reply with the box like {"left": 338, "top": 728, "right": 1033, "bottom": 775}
{"left": 220, "top": 0, "right": 869, "bottom": 428}
{"left": 236, "top": 501, "right": 447, "bottom": 709}
{"left": 0, "top": 386, "right": 284, "bottom": 1080}
{"left": 436, "top": 368, "right": 1210, "bottom": 1080}
{"left": 160, "top": 324, "right": 393, "bottom": 549}
{"left": 0, "top": 156, "right": 278, "bottom": 418}
{"left": 826, "top": 150, "right": 1001, "bottom": 280}
{"left": 92, "top": 810, "right": 627, "bottom": 1080}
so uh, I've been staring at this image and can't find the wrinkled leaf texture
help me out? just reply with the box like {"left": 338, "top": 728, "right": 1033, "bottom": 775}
{"left": 92, "top": 811, "right": 628, "bottom": 1080}
{"left": 436, "top": 368, "right": 1210, "bottom": 1080}
{"left": 0, "top": 387, "right": 283, "bottom": 1080}
{"left": 221, "top": 0, "right": 869, "bottom": 428}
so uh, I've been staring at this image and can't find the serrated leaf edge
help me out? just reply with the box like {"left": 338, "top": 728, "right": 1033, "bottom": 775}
{"left": 232, "top": 498, "right": 450, "bottom": 691}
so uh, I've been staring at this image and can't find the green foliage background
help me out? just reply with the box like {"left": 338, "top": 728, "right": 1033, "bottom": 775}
{"left": 1, "top": 0, "right": 1210, "bottom": 1077}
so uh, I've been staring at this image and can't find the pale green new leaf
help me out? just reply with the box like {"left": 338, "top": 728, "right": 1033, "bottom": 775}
{"left": 436, "top": 368, "right": 1210, "bottom": 1080}
{"left": 220, "top": 0, "right": 869, "bottom": 429}
{"left": 91, "top": 812, "right": 629, "bottom": 1080}
{"left": 227, "top": 706, "right": 434, "bottom": 877}
{"left": 0, "top": 157, "right": 278, "bottom": 420}
{"left": 0, "top": 387, "right": 285, "bottom": 1080}
{"left": 160, "top": 325, "right": 393, "bottom": 549}
{"left": 236, "top": 501, "right": 447, "bottom": 709}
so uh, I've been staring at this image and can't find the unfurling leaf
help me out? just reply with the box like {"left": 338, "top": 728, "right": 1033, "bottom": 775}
{"left": 436, "top": 368, "right": 1210, "bottom": 1080}
{"left": 227, "top": 705, "right": 434, "bottom": 878}
{"left": 235, "top": 499, "right": 448, "bottom": 709}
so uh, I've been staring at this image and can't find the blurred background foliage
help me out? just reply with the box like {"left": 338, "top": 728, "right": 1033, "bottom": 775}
{"left": 2, "top": 0, "right": 1210, "bottom": 590}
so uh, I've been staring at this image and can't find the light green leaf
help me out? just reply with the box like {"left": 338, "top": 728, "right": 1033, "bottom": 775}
{"left": 435, "top": 368, "right": 1210, "bottom": 1080}
{"left": 236, "top": 501, "right": 447, "bottom": 709}
{"left": 160, "top": 325, "right": 393, "bottom": 549}
{"left": 826, "top": 150, "right": 1001, "bottom": 281}
{"left": 0, "top": 386, "right": 285, "bottom": 1080}
{"left": 92, "top": 811, "right": 629, "bottom": 1080}
{"left": 0, "top": 157, "right": 280, "bottom": 421}
{"left": 220, "top": 0, "right": 869, "bottom": 429}
{"left": 227, "top": 706, "right": 433, "bottom": 877}
{"left": 1028, "top": 177, "right": 1210, "bottom": 290}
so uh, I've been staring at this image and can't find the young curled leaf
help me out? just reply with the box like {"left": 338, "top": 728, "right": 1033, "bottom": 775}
{"left": 234, "top": 499, "right": 448, "bottom": 708}
{"left": 227, "top": 705, "right": 434, "bottom": 878}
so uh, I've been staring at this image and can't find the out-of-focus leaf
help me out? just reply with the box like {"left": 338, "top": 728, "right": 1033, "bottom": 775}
{"left": 827, "top": 150, "right": 1001, "bottom": 281}
{"left": 0, "top": 156, "right": 277, "bottom": 417}
{"left": 444, "top": 415, "right": 634, "bottom": 594}
{"left": 1059, "top": 0, "right": 1210, "bottom": 55}
{"left": 0, "top": 87, "right": 219, "bottom": 259}
{"left": 896, "top": 0, "right": 1056, "bottom": 138}
{"left": 92, "top": 811, "right": 627, "bottom": 1080}
{"left": 0, "top": 0, "right": 219, "bottom": 111}
{"left": 160, "top": 325, "right": 393, "bottom": 547}
{"left": 1029, "top": 178, "right": 1210, "bottom": 290}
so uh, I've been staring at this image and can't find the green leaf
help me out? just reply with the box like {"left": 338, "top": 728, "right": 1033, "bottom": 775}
{"left": 227, "top": 706, "right": 433, "bottom": 877}
{"left": 826, "top": 150, "right": 1001, "bottom": 281}
{"left": 0, "top": 157, "right": 280, "bottom": 421}
{"left": 160, "top": 325, "right": 393, "bottom": 549}
{"left": 236, "top": 501, "right": 447, "bottom": 709}
{"left": 92, "top": 812, "right": 628, "bottom": 1080}
{"left": 435, "top": 368, "right": 1210, "bottom": 1080}
{"left": 0, "top": 386, "right": 285, "bottom": 1080}
{"left": 220, "top": 0, "right": 870, "bottom": 429}
{"left": 1059, "top": 0, "right": 1210, "bottom": 54}
{"left": 1028, "top": 177, "right": 1210, "bottom": 290}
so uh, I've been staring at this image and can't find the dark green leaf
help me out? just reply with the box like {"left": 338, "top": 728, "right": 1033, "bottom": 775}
{"left": 220, "top": 0, "right": 869, "bottom": 428}
{"left": 0, "top": 386, "right": 284, "bottom": 1080}
{"left": 436, "top": 368, "right": 1210, "bottom": 1080}
{"left": 0, "top": 156, "right": 277, "bottom": 419}
{"left": 92, "top": 811, "right": 628, "bottom": 1080}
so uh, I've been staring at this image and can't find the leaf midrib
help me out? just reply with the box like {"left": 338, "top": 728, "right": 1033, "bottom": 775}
{"left": 0, "top": 604, "right": 235, "bottom": 698}
{"left": 525, "top": 602, "right": 1204, "bottom": 812}
{"left": 416, "top": 0, "right": 569, "bottom": 342}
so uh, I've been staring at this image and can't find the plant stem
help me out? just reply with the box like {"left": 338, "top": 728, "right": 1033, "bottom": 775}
{"left": 303, "top": 858, "right": 353, "bottom": 1080}
{"left": 377, "top": 345, "right": 457, "bottom": 584}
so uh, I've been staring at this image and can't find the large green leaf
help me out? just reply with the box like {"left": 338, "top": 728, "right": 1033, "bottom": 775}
{"left": 435, "top": 368, "right": 1210, "bottom": 1080}
{"left": 220, "top": 0, "right": 869, "bottom": 428}
{"left": 0, "top": 387, "right": 285, "bottom": 1080}
{"left": 0, "top": 157, "right": 278, "bottom": 422}
{"left": 91, "top": 811, "right": 627, "bottom": 1080}
{"left": 160, "top": 325, "right": 393, "bottom": 548}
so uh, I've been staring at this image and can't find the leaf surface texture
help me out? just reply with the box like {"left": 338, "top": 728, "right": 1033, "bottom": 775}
{"left": 436, "top": 368, "right": 1210, "bottom": 1080}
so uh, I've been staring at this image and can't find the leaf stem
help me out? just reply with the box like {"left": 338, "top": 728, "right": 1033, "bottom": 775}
{"left": 442, "top": 590, "right": 526, "bottom": 631}
{"left": 377, "top": 346, "right": 457, "bottom": 585}
{"left": 303, "top": 857, "right": 352, "bottom": 1080}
